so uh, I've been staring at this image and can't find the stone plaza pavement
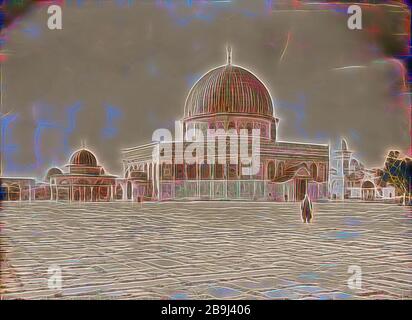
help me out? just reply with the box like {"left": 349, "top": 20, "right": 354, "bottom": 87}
{"left": 0, "top": 201, "right": 411, "bottom": 299}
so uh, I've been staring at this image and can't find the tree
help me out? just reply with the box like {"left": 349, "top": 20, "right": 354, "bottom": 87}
{"left": 381, "top": 150, "right": 412, "bottom": 196}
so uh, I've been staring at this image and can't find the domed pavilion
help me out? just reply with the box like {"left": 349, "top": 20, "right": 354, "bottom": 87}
{"left": 41, "top": 148, "right": 119, "bottom": 202}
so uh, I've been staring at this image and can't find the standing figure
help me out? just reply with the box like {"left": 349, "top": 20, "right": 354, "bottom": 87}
{"left": 301, "top": 194, "right": 313, "bottom": 223}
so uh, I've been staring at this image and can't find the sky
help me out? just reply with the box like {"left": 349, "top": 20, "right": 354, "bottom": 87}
{"left": 1, "top": 0, "right": 410, "bottom": 177}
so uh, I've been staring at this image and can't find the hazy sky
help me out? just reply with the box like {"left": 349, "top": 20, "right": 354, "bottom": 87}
{"left": 1, "top": 0, "right": 410, "bottom": 177}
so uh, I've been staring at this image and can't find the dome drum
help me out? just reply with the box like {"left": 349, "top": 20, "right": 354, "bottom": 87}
{"left": 67, "top": 149, "right": 104, "bottom": 175}
{"left": 183, "top": 114, "right": 278, "bottom": 140}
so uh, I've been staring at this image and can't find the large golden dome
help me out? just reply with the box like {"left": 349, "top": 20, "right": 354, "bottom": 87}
{"left": 184, "top": 53, "right": 274, "bottom": 119}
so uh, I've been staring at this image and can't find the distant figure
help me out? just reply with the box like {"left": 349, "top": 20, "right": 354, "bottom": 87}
{"left": 301, "top": 194, "right": 313, "bottom": 223}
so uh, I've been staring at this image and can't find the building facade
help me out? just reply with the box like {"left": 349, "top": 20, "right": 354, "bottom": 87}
{"left": 329, "top": 139, "right": 396, "bottom": 201}
{"left": 43, "top": 149, "right": 121, "bottom": 202}
{"left": 0, "top": 177, "right": 36, "bottom": 201}
{"left": 0, "top": 52, "right": 399, "bottom": 203}
{"left": 0, "top": 149, "right": 125, "bottom": 202}
{"left": 121, "top": 51, "right": 330, "bottom": 202}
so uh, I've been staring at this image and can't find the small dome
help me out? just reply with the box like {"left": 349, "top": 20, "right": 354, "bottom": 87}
{"left": 70, "top": 149, "right": 97, "bottom": 167}
{"left": 45, "top": 167, "right": 63, "bottom": 181}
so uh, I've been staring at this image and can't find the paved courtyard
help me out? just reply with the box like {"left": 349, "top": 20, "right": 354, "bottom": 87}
{"left": 0, "top": 201, "right": 411, "bottom": 299}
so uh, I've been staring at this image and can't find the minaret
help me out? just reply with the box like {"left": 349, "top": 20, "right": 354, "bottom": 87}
{"left": 226, "top": 45, "right": 232, "bottom": 65}
{"left": 332, "top": 138, "right": 353, "bottom": 200}
{"left": 335, "top": 138, "right": 352, "bottom": 176}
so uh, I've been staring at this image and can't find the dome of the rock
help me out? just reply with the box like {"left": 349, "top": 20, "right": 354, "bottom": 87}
{"left": 184, "top": 60, "right": 274, "bottom": 119}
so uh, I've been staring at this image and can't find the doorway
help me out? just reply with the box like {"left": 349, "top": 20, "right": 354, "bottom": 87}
{"left": 295, "top": 179, "right": 307, "bottom": 201}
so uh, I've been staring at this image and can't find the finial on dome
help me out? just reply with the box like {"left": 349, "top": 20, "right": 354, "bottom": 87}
{"left": 341, "top": 138, "right": 348, "bottom": 151}
{"left": 226, "top": 45, "right": 232, "bottom": 65}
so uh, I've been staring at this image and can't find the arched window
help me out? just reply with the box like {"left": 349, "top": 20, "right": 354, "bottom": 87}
{"left": 261, "top": 124, "right": 266, "bottom": 137}
{"left": 228, "top": 121, "right": 236, "bottom": 130}
{"left": 361, "top": 181, "right": 375, "bottom": 200}
{"left": 127, "top": 181, "right": 132, "bottom": 200}
{"left": 187, "top": 164, "right": 197, "bottom": 180}
{"left": 116, "top": 185, "right": 123, "bottom": 200}
{"left": 175, "top": 164, "right": 184, "bottom": 179}
{"left": 99, "top": 186, "right": 108, "bottom": 199}
{"left": 268, "top": 162, "right": 276, "bottom": 180}
{"left": 73, "top": 188, "right": 80, "bottom": 201}
{"left": 201, "top": 164, "right": 210, "bottom": 179}
{"left": 318, "top": 164, "right": 325, "bottom": 181}
{"left": 310, "top": 163, "right": 318, "bottom": 180}
{"left": 215, "top": 164, "right": 224, "bottom": 179}
{"left": 85, "top": 187, "right": 92, "bottom": 201}
{"left": 246, "top": 123, "right": 253, "bottom": 135}
{"left": 271, "top": 124, "right": 276, "bottom": 140}
{"left": 229, "top": 164, "right": 238, "bottom": 180}
{"left": 162, "top": 164, "right": 172, "bottom": 179}
{"left": 277, "top": 162, "right": 284, "bottom": 177}
{"left": 8, "top": 184, "right": 21, "bottom": 201}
